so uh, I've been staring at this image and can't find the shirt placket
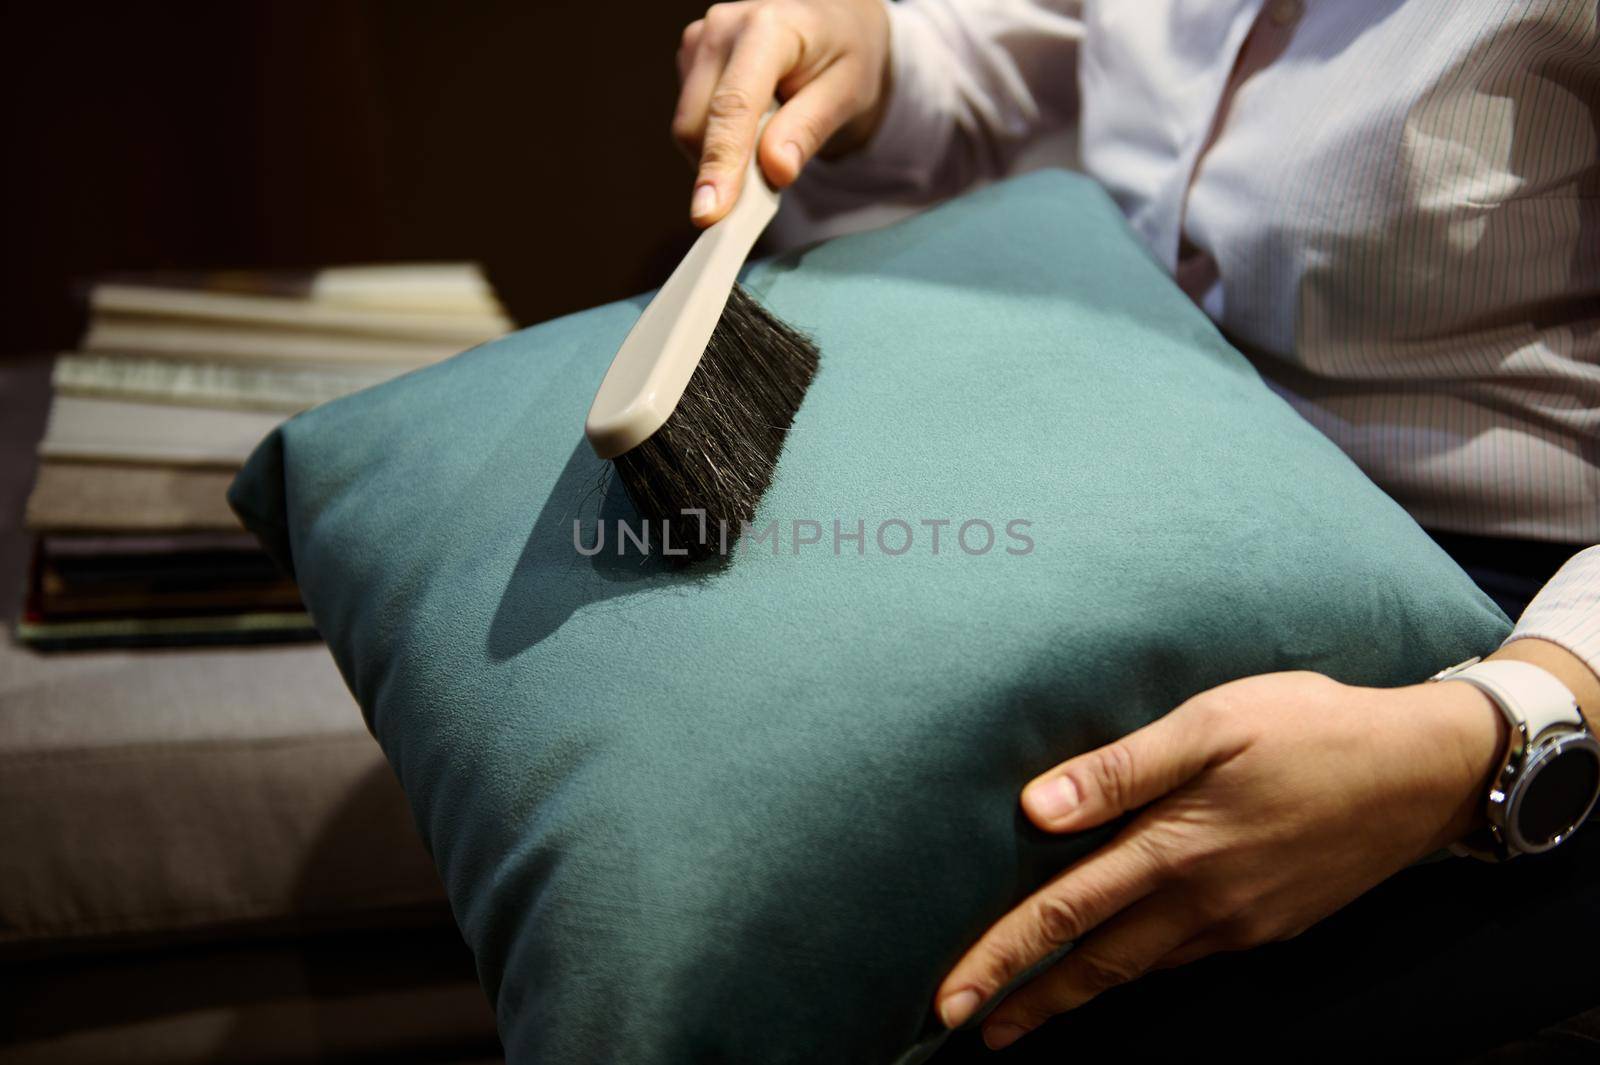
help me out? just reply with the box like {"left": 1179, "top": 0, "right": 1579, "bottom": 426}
{"left": 1175, "top": 0, "right": 1306, "bottom": 314}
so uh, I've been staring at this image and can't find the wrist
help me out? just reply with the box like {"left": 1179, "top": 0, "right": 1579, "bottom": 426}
{"left": 1430, "top": 656, "right": 1600, "bottom": 858}
{"left": 1409, "top": 679, "right": 1509, "bottom": 848}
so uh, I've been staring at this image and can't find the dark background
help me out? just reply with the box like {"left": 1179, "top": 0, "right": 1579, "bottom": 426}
{"left": 1, "top": 0, "right": 708, "bottom": 358}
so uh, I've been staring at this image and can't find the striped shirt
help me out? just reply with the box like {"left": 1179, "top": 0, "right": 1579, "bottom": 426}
{"left": 792, "top": 0, "right": 1600, "bottom": 678}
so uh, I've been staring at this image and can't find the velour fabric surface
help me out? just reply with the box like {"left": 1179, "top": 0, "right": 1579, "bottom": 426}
{"left": 229, "top": 170, "right": 1510, "bottom": 1064}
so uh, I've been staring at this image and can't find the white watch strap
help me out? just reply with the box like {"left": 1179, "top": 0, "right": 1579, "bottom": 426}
{"left": 1442, "top": 660, "right": 1582, "bottom": 742}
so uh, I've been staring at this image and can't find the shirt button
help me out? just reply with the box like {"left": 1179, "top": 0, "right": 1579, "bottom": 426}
{"left": 1268, "top": 0, "right": 1303, "bottom": 26}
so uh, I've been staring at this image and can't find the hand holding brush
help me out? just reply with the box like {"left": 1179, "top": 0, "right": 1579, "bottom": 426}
{"left": 584, "top": 0, "right": 893, "bottom": 559}
{"left": 670, "top": 0, "right": 893, "bottom": 226}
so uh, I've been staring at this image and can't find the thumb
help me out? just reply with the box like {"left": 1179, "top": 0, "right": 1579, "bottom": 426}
{"left": 1022, "top": 698, "right": 1226, "bottom": 832}
{"left": 757, "top": 62, "right": 869, "bottom": 187}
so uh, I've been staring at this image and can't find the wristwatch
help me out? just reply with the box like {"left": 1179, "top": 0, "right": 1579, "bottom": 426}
{"left": 1429, "top": 657, "right": 1600, "bottom": 861}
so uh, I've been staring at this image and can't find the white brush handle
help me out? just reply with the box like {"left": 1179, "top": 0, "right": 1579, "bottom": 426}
{"left": 585, "top": 116, "right": 781, "bottom": 460}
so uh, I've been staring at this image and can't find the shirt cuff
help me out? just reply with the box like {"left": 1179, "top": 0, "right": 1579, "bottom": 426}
{"left": 1503, "top": 545, "right": 1600, "bottom": 681}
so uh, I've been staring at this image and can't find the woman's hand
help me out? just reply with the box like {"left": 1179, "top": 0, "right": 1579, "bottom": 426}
{"left": 936, "top": 669, "right": 1509, "bottom": 1051}
{"left": 673, "top": 0, "right": 891, "bottom": 226}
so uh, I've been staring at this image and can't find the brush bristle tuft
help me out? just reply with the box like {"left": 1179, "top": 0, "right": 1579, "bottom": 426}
{"left": 611, "top": 285, "right": 819, "bottom": 561}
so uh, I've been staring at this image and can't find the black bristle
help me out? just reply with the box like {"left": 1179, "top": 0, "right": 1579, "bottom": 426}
{"left": 611, "top": 284, "right": 819, "bottom": 562}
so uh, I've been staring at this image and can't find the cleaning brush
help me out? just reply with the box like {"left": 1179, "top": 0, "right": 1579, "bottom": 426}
{"left": 585, "top": 119, "right": 819, "bottom": 561}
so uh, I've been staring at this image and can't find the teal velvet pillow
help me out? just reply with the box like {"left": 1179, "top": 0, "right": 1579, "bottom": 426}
{"left": 229, "top": 171, "right": 1509, "bottom": 1064}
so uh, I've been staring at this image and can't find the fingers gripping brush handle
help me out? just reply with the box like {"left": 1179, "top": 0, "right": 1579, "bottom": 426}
{"left": 585, "top": 117, "right": 781, "bottom": 460}
{"left": 585, "top": 107, "right": 820, "bottom": 562}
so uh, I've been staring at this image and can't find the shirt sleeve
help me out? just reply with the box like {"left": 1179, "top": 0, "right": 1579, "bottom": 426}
{"left": 793, "top": 0, "right": 1084, "bottom": 201}
{"left": 1504, "top": 546, "right": 1600, "bottom": 681}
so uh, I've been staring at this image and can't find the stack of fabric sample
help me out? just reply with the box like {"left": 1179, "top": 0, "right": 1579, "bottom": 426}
{"left": 18, "top": 264, "right": 512, "bottom": 649}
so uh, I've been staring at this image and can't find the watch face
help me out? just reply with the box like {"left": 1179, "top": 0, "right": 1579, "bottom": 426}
{"left": 1515, "top": 741, "right": 1600, "bottom": 850}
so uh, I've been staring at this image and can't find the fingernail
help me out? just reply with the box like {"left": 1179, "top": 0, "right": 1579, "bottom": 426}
{"left": 1027, "top": 775, "right": 1078, "bottom": 823}
{"left": 691, "top": 182, "right": 718, "bottom": 219}
{"left": 939, "top": 988, "right": 982, "bottom": 1028}
{"left": 983, "top": 1023, "right": 1028, "bottom": 1051}
{"left": 779, "top": 140, "right": 803, "bottom": 174}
